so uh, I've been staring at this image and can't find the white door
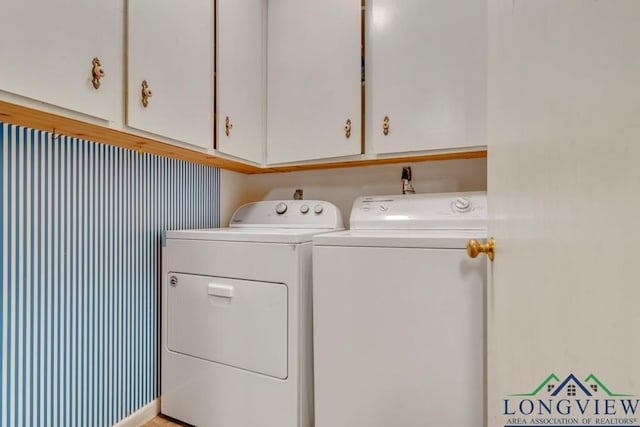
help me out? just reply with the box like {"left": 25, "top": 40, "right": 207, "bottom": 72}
{"left": 487, "top": 2, "right": 640, "bottom": 427}
{"left": 267, "top": 0, "right": 362, "bottom": 164}
{"left": 167, "top": 274, "right": 287, "bottom": 379}
{"left": 0, "top": 0, "right": 120, "bottom": 121}
{"left": 127, "top": 0, "right": 214, "bottom": 149}
{"left": 216, "top": 0, "right": 265, "bottom": 164}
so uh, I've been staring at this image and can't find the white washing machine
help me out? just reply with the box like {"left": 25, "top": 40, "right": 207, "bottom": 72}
{"left": 162, "top": 200, "right": 343, "bottom": 427}
{"left": 312, "top": 192, "right": 487, "bottom": 427}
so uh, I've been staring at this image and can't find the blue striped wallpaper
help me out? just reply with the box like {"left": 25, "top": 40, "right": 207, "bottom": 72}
{"left": 0, "top": 122, "right": 220, "bottom": 426}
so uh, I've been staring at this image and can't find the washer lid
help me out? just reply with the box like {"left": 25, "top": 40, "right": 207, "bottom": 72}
{"left": 313, "top": 229, "right": 488, "bottom": 248}
{"left": 349, "top": 191, "right": 487, "bottom": 231}
{"left": 314, "top": 192, "right": 487, "bottom": 248}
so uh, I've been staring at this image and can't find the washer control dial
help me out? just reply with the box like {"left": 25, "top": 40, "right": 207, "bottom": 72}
{"left": 300, "top": 204, "right": 310, "bottom": 214}
{"left": 314, "top": 204, "right": 324, "bottom": 214}
{"left": 275, "top": 202, "right": 288, "bottom": 215}
{"left": 452, "top": 197, "right": 472, "bottom": 213}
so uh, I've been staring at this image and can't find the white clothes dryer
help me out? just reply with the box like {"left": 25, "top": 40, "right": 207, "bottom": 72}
{"left": 312, "top": 192, "right": 487, "bottom": 427}
{"left": 162, "top": 200, "right": 343, "bottom": 427}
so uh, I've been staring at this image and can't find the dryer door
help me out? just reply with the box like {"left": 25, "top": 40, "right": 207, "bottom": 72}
{"left": 166, "top": 273, "right": 288, "bottom": 379}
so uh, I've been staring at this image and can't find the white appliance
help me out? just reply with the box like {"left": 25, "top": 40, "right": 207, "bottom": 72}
{"left": 162, "top": 200, "right": 344, "bottom": 427}
{"left": 312, "top": 192, "right": 487, "bottom": 427}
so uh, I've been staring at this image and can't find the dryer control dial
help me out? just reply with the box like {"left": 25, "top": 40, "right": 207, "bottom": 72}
{"left": 300, "top": 204, "right": 310, "bottom": 214}
{"left": 314, "top": 204, "right": 324, "bottom": 214}
{"left": 275, "top": 202, "right": 288, "bottom": 215}
{"left": 452, "top": 197, "right": 472, "bottom": 213}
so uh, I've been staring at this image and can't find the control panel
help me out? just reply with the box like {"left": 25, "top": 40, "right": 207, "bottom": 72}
{"left": 350, "top": 192, "right": 487, "bottom": 230}
{"left": 229, "top": 200, "right": 343, "bottom": 229}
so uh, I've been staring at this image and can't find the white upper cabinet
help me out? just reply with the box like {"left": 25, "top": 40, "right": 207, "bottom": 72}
{"left": 369, "top": 0, "right": 487, "bottom": 154}
{"left": 127, "top": 0, "right": 214, "bottom": 149}
{"left": 0, "top": 0, "right": 120, "bottom": 121}
{"left": 267, "top": 0, "right": 362, "bottom": 165}
{"left": 216, "top": 0, "right": 265, "bottom": 164}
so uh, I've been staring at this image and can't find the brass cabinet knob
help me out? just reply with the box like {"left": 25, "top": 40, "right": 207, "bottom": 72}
{"left": 467, "top": 237, "right": 496, "bottom": 262}
{"left": 91, "top": 57, "right": 105, "bottom": 89}
{"left": 383, "top": 115, "right": 390, "bottom": 136}
{"left": 225, "top": 116, "right": 233, "bottom": 137}
{"left": 141, "top": 80, "right": 152, "bottom": 108}
{"left": 345, "top": 118, "right": 352, "bottom": 138}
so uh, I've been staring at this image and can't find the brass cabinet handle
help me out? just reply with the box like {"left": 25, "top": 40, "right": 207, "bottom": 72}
{"left": 467, "top": 237, "right": 496, "bottom": 262}
{"left": 345, "top": 118, "right": 352, "bottom": 138}
{"left": 383, "top": 116, "right": 390, "bottom": 136}
{"left": 225, "top": 116, "right": 233, "bottom": 136}
{"left": 141, "top": 80, "right": 152, "bottom": 108}
{"left": 91, "top": 57, "right": 105, "bottom": 89}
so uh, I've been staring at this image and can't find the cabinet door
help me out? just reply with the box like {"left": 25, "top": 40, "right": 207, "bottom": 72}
{"left": 216, "top": 0, "right": 265, "bottom": 164}
{"left": 369, "top": 0, "right": 486, "bottom": 154}
{"left": 0, "top": 0, "right": 120, "bottom": 121}
{"left": 267, "top": 0, "right": 362, "bottom": 164}
{"left": 127, "top": 0, "right": 214, "bottom": 149}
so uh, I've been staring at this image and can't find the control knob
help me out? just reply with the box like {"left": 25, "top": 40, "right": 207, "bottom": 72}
{"left": 275, "top": 202, "right": 288, "bottom": 215}
{"left": 300, "top": 204, "right": 310, "bottom": 214}
{"left": 453, "top": 197, "right": 472, "bottom": 212}
{"left": 313, "top": 204, "right": 324, "bottom": 214}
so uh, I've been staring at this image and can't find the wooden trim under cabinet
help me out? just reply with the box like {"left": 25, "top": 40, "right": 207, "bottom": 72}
{"left": 0, "top": 101, "right": 486, "bottom": 174}
{"left": 0, "top": 100, "right": 262, "bottom": 174}
{"left": 265, "top": 150, "right": 486, "bottom": 173}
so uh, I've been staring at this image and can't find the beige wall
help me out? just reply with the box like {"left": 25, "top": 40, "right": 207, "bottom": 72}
{"left": 236, "top": 157, "right": 487, "bottom": 227}
{"left": 219, "top": 169, "right": 249, "bottom": 226}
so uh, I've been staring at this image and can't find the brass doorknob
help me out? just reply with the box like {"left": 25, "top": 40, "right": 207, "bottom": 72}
{"left": 467, "top": 237, "right": 496, "bottom": 262}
